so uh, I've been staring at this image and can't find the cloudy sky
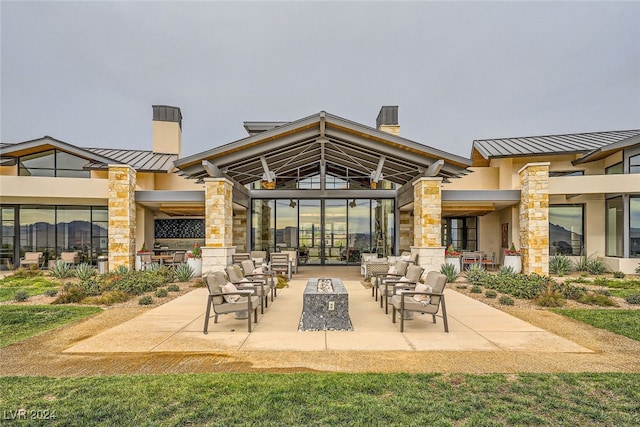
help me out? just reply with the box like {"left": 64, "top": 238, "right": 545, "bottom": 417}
{"left": 1, "top": 1, "right": 639, "bottom": 158}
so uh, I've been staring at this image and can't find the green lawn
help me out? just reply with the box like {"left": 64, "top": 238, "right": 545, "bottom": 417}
{"left": 0, "top": 373, "right": 638, "bottom": 426}
{"left": 0, "top": 305, "right": 102, "bottom": 348}
{"left": 551, "top": 308, "right": 640, "bottom": 341}
{"left": 0, "top": 275, "right": 60, "bottom": 302}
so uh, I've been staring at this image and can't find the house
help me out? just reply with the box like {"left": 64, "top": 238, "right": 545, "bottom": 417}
{"left": 1, "top": 105, "right": 638, "bottom": 273}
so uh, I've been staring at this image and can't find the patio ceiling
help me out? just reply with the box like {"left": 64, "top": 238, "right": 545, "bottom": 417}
{"left": 173, "top": 112, "right": 471, "bottom": 187}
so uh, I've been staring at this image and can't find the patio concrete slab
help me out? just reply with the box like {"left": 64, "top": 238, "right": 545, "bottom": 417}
{"left": 64, "top": 267, "right": 594, "bottom": 354}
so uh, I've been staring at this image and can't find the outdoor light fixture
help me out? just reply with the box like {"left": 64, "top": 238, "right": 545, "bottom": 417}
{"left": 349, "top": 199, "right": 357, "bottom": 208}
{"left": 289, "top": 199, "right": 296, "bottom": 208}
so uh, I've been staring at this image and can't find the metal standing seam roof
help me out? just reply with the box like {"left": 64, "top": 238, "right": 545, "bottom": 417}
{"left": 472, "top": 129, "right": 640, "bottom": 159}
{"left": 84, "top": 148, "right": 177, "bottom": 172}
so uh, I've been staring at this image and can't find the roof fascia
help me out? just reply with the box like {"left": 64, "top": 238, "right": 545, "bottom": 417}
{"left": 0, "top": 136, "right": 117, "bottom": 165}
{"left": 572, "top": 134, "right": 640, "bottom": 165}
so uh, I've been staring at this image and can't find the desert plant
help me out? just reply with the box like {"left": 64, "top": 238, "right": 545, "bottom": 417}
{"left": 485, "top": 290, "right": 497, "bottom": 298}
{"left": 586, "top": 258, "right": 607, "bottom": 275}
{"left": 535, "top": 285, "right": 565, "bottom": 307}
{"left": 113, "top": 265, "right": 130, "bottom": 276}
{"left": 52, "top": 286, "right": 86, "bottom": 304}
{"left": 439, "top": 262, "right": 459, "bottom": 283}
{"left": 74, "top": 263, "right": 96, "bottom": 281}
{"left": 498, "top": 265, "right": 516, "bottom": 276}
{"left": 82, "top": 291, "right": 131, "bottom": 305}
{"left": 470, "top": 285, "right": 482, "bottom": 293}
{"left": 155, "top": 288, "right": 168, "bottom": 298}
{"left": 636, "top": 264, "right": 640, "bottom": 274}
{"left": 613, "top": 271, "right": 625, "bottom": 279}
{"left": 44, "top": 289, "right": 58, "bottom": 297}
{"left": 276, "top": 275, "right": 288, "bottom": 289}
{"left": 573, "top": 254, "right": 589, "bottom": 272}
{"left": 578, "top": 292, "right": 616, "bottom": 307}
{"left": 549, "top": 255, "right": 572, "bottom": 277}
{"left": 499, "top": 296, "right": 514, "bottom": 306}
{"left": 173, "top": 263, "right": 194, "bottom": 282}
{"left": 138, "top": 295, "right": 153, "bottom": 305}
{"left": 13, "top": 289, "right": 29, "bottom": 302}
{"left": 626, "top": 294, "right": 640, "bottom": 304}
{"left": 50, "top": 260, "right": 74, "bottom": 279}
{"left": 465, "top": 264, "right": 487, "bottom": 285}
{"left": 167, "top": 284, "right": 180, "bottom": 292}
{"left": 456, "top": 284, "right": 468, "bottom": 289}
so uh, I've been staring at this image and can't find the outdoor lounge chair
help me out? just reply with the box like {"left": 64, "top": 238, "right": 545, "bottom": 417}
{"left": 391, "top": 271, "right": 449, "bottom": 332}
{"left": 232, "top": 253, "right": 251, "bottom": 265}
{"left": 225, "top": 264, "right": 270, "bottom": 312}
{"left": 203, "top": 271, "right": 259, "bottom": 333}
{"left": 380, "top": 264, "right": 424, "bottom": 314}
{"left": 20, "top": 252, "right": 44, "bottom": 268}
{"left": 269, "top": 252, "right": 291, "bottom": 279}
{"left": 58, "top": 251, "right": 79, "bottom": 266}
{"left": 240, "top": 259, "right": 277, "bottom": 299}
{"left": 164, "top": 251, "right": 186, "bottom": 267}
{"left": 372, "top": 260, "right": 409, "bottom": 300}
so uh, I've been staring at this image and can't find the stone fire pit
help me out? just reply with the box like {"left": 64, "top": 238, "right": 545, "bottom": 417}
{"left": 299, "top": 278, "right": 353, "bottom": 331}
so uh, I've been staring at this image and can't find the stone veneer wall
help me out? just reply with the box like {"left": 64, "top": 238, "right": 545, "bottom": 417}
{"left": 412, "top": 177, "right": 444, "bottom": 272}
{"left": 202, "top": 178, "right": 235, "bottom": 273}
{"left": 233, "top": 210, "right": 247, "bottom": 252}
{"left": 519, "top": 163, "right": 550, "bottom": 275}
{"left": 108, "top": 165, "right": 136, "bottom": 270}
{"left": 399, "top": 210, "right": 413, "bottom": 251}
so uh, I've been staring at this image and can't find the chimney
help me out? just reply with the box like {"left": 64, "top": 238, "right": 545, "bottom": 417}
{"left": 376, "top": 106, "right": 400, "bottom": 136}
{"left": 152, "top": 105, "right": 182, "bottom": 157}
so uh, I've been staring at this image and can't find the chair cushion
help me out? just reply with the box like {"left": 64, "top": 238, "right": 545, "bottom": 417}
{"left": 388, "top": 266, "right": 397, "bottom": 274}
{"left": 413, "top": 283, "right": 432, "bottom": 303}
{"left": 253, "top": 267, "right": 263, "bottom": 274}
{"left": 223, "top": 282, "right": 241, "bottom": 303}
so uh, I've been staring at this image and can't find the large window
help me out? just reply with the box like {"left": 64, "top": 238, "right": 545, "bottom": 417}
{"left": 1, "top": 207, "right": 16, "bottom": 270}
{"left": 630, "top": 154, "right": 640, "bottom": 174}
{"left": 549, "top": 205, "right": 584, "bottom": 256}
{"left": 605, "top": 162, "right": 623, "bottom": 175}
{"left": 18, "top": 150, "right": 90, "bottom": 178}
{"left": 18, "top": 205, "right": 107, "bottom": 265}
{"left": 442, "top": 217, "right": 477, "bottom": 251}
{"left": 606, "top": 197, "right": 624, "bottom": 257}
{"left": 631, "top": 196, "right": 640, "bottom": 258}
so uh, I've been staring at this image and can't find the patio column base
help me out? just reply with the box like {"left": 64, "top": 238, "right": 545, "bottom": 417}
{"left": 411, "top": 246, "right": 445, "bottom": 273}
{"left": 202, "top": 246, "right": 235, "bottom": 275}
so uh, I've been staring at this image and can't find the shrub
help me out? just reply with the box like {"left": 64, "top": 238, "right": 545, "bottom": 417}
{"left": 535, "top": 285, "right": 565, "bottom": 307}
{"left": 52, "top": 286, "right": 86, "bottom": 304}
{"left": 167, "top": 284, "right": 180, "bottom": 292}
{"left": 484, "top": 290, "right": 497, "bottom": 298}
{"left": 439, "top": 263, "right": 459, "bottom": 283}
{"left": 552, "top": 281, "right": 587, "bottom": 300}
{"left": 573, "top": 255, "right": 589, "bottom": 272}
{"left": 50, "top": 261, "right": 74, "bottom": 279}
{"left": 109, "top": 270, "right": 172, "bottom": 295}
{"left": 636, "top": 264, "right": 640, "bottom": 274}
{"left": 586, "top": 258, "right": 608, "bottom": 275}
{"left": 155, "top": 288, "right": 168, "bottom": 298}
{"left": 481, "top": 272, "right": 553, "bottom": 299}
{"left": 613, "top": 271, "right": 625, "bottom": 279}
{"left": 465, "top": 264, "right": 487, "bottom": 286}
{"left": 192, "top": 278, "right": 206, "bottom": 288}
{"left": 276, "top": 275, "right": 288, "bottom": 289}
{"left": 470, "top": 285, "right": 482, "bottom": 293}
{"left": 82, "top": 291, "right": 131, "bottom": 305}
{"left": 499, "top": 296, "right": 514, "bottom": 306}
{"left": 173, "top": 263, "right": 194, "bottom": 282}
{"left": 456, "top": 284, "right": 468, "bottom": 289}
{"left": 578, "top": 292, "right": 617, "bottom": 307}
{"left": 44, "top": 289, "right": 59, "bottom": 297}
{"left": 138, "top": 295, "right": 153, "bottom": 305}
{"left": 9, "top": 267, "right": 43, "bottom": 279}
{"left": 113, "top": 265, "right": 130, "bottom": 276}
{"left": 549, "top": 255, "right": 572, "bottom": 277}
{"left": 13, "top": 289, "right": 29, "bottom": 302}
{"left": 626, "top": 294, "right": 640, "bottom": 304}
{"left": 498, "top": 265, "right": 516, "bottom": 276}
{"left": 74, "top": 263, "right": 96, "bottom": 281}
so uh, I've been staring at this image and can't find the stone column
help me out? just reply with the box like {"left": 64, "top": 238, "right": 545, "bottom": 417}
{"left": 232, "top": 210, "right": 247, "bottom": 252}
{"left": 519, "top": 162, "right": 550, "bottom": 275}
{"left": 108, "top": 165, "right": 136, "bottom": 271}
{"left": 202, "top": 178, "right": 235, "bottom": 274}
{"left": 412, "top": 177, "right": 444, "bottom": 272}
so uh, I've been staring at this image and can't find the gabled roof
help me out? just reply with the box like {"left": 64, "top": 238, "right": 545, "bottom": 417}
{"left": 0, "top": 136, "right": 176, "bottom": 172}
{"left": 471, "top": 129, "right": 640, "bottom": 165}
{"left": 174, "top": 111, "right": 471, "bottom": 186}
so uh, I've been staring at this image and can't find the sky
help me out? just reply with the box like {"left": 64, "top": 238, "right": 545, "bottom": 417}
{"left": 1, "top": 1, "right": 639, "bottom": 158}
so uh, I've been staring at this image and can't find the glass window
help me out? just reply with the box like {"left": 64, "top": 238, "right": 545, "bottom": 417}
{"left": 549, "top": 205, "right": 584, "bottom": 256}
{"left": 606, "top": 197, "right": 624, "bottom": 257}
{"left": 549, "top": 170, "right": 584, "bottom": 177}
{"left": 630, "top": 154, "right": 640, "bottom": 174}
{"left": 275, "top": 200, "right": 298, "bottom": 249}
{"left": 18, "top": 150, "right": 90, "bottom": 178}
{"left": 56, "top": 207, "right": 91, "bottom": 254}
{"left": 252, "top": 200, "right": 275, "bottom": 252}
{"left": 348, "top": 199, "right": 372, "bottom": 259}
{"left": 1, "top": 207, "right": 16, "bottom": 270}
{"left": 631, "top": 196, "right": 640, "bottom": 258}
{"left": 442, "top": 217, "right": 477, "bottom": 251}
{"left": 605, "top": 162, "right": 623, "bottom": 175}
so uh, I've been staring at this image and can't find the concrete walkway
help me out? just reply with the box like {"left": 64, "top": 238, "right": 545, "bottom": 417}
{"left": 65, "top": 267, "right": 592, "bottom": 354}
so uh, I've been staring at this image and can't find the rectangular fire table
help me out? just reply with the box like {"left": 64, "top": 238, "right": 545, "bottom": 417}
{"left": 299, "top": 278, "right": 353, "bottom": 331}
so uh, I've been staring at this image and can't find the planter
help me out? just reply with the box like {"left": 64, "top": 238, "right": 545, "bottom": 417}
{"left": 444, "top": 257, "right": 461, "bottom": 274}
{"left": 503, "top": 255, "right": 522, "bottom": 274}
{"left": 187, "top": 257, "right": 202, "bottom": 278}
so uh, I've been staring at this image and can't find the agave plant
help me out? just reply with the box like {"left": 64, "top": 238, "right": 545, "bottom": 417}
{"left": 549, "top": 255, "right": 572, "bottom": 277}
{"left": 50, "top": 260, "right": 74, "bottom": 279}
{"left": 498, "top": 265, "right": 516, "bottom": 276}
{"left": 174, "top": 263, "right": 194, "bottom": 281}
{"left": 74, "top": 262, "right": 96, "bottom": 281}
{"left": 113, "top": 264, "right": 130, "bottom": 276}
{"left": 439, "top": 262, "right": 459, "bottom": 283}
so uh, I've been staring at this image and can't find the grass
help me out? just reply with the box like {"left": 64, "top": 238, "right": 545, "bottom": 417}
{"left": 0, "top": 373, "right": 638, "bottom": 425}
{"left": 551, "top": 308, "right": 640, "bottom": 341}
{"left": 0, "top": 305, "right": 102, "bottom": 348}
{"left": 0, "top": 276, "right": 60, "bottom": 302}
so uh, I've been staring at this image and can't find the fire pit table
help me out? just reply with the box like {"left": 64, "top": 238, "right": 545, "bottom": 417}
{"left": 299, "top": 278, "right": 353, "bottom": 331}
